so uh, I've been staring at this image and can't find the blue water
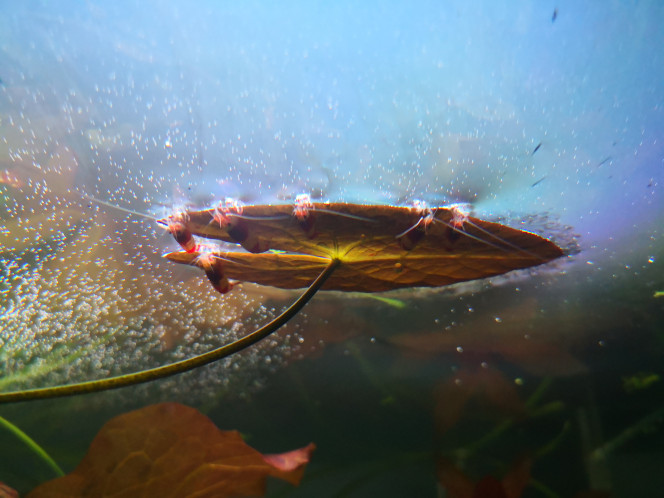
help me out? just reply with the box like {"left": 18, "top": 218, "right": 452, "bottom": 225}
{"left": 0, "top": 1, "right": 663, "bottom": 496}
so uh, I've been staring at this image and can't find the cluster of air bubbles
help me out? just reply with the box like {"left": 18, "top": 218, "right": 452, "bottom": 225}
{"left": 0, "top": 163, "right": 296, "bottom": 405}
{"left": 0, "top": 230, "right": 293, "bottom": 405}
{"left": 491, "top": 211, "right": 581, "bottom": 257}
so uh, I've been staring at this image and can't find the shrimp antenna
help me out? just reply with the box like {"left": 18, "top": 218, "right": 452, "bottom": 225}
{"left": 231, "top": 214, "right": 291, "bottom": 221}
{"left": 394, "top": 218, "right": 424, "bottom": 239}
{"left": 79, "top": 193, "right": 157, "bottom": 222}
{"left": 315, "top": 208, "right": 378, "bottom": 223}
{"left": 0, "top": 259, "right": 340, "bottom": 403}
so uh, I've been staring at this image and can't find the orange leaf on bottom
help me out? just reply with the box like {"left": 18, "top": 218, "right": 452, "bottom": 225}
{"left": 0, "top": 483, "right": 18, "bottom": 498}
{"left": 27, "top": 402, "right": 314, "bottom": 498}
{"left": 262, "top": 444, "right": 316, "bottom": 485}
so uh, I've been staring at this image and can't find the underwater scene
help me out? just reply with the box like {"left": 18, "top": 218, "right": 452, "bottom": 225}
{"left": 0, "top": 1, "right": 663, "bottom": 496}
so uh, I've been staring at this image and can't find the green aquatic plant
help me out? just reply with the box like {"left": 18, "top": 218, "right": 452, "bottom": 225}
{"left": 622, "top": 372, "right": 660, "bottom": 393}
{"left": 0, "top": 415, "right": 64, "bottom": 478}
{"left": 591, "top": 404, "right": 664, "bottom": 461}
{"left": 0, "top": 334, "right": 113, "bottom": 392}
{"left": 0, "top": 202, "right": 563, "bottom": 403}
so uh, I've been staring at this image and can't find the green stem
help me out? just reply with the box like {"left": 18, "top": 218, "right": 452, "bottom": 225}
{"left": 524, "top": 376, "right": 553, "bottom": 410}
{"left": 346, "top": 341, "right": 395, "bottom": 404}
{"left": 534, "top": 420, "right": 571, "bottom": 459}
{"left": 528, "top": 477, "right": 561, "bottom": 498}
{"left": 591, "top": 404, "right": 664, "bottom": 461}
{"left": 459, "top": 377, "right": 557, "bottom": 458}
{"left": 0, "top": 259, "right": 339, "bottom": 403}
{"left": 0, "top": 415, "right": 64, "bottom": 477}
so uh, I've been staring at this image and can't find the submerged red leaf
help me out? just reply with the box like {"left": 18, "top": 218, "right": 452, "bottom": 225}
{"left": 27, "top": 403, "right": 314, "bottom": 498}
{"left": 261, "top": 445, "right": 316, "bottom": 485}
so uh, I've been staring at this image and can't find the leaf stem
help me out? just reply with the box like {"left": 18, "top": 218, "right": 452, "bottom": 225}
{"left": 591, "top": 404, "right": 664, "bottom": 461}
{"left": 0, "top": 259, "right": 340, "bottom": 403}
{"left": 528, "top": 477, "right": 561, "bottom": 498}
{"left": 458, "top": 377, "right": 557, "bottom": 458}
{"left": 0, "top": 415, "right": 64, "bottom": 477}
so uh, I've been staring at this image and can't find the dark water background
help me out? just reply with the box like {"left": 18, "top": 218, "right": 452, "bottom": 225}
{"left": 0, "top": 1, "right": 663, "bottom": 496}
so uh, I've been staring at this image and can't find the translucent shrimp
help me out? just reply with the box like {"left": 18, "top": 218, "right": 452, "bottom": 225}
{"left": 293, "top": 193, "right": 314, "bottom": 221}
{"left": 212, "top": 197, "right": 244, "bottom": 228}
{"left": 207, "top": 197, "right": 281, "bottom": 252}
{"left": 292, "top": 193, "right": 377, "bottom": 223}
{"left": 447, "top": 203, "right": 471, "bottom": 229}
{"left": 165, "top": 209, "right": 197, "bottom": 253}
{"left": 81, "top": 192, "right": 200, "bottom": 253}
{"left": 395, "top": 200, "right": 436, "bottom": 239}
{"left": 192, "top": 245, "right": 237, "bottom": 294}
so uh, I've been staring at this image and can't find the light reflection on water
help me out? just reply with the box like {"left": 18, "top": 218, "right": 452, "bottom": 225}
{"left": 0, "top": 1, "right": 663, "bottom": 496}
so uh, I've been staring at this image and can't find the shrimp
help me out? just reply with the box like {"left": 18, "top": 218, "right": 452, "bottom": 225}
{"left": 165, "top": 209, "right": 197, "bottom": 253}
{"left": 448, "top": 203, "right": 470, "bottom": 229}
{"left": 394, "top": 200, "right": 436, "bottom": 250}
{"left": 293, "top": 193, "right": 316, "bottom": 238}
{"left": 396, "top": 200, "right": 542, "bottom": 258}
{"left": 292, "top": 193, "right": 377, "bottom": 238}
{"left": 293, "top": 193, "right": 314, "bottom": 221}
{"left": 209, "top": 197, "right": 283, "bottom": 252}
{"left": 192, "top": 246, "right": 236, "bottom": 294}
{"left": 443, "top": 203, "right": 545, "bottom": 259}
{"left": 82, "top": 192, "right": 201, "bottom": 254}
{"left": 212, "top": 197, "right": 244, "bottom": 228}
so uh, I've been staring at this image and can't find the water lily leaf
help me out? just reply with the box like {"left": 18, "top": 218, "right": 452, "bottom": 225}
{"left": 27, "top": 402, "right": 315, "bottom": 498}
{"left": 163, "top": 203, "right": 563, "bottom": 292}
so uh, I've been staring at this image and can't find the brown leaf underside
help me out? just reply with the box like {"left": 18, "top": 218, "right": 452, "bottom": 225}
{"left": 27, "top": 403, "right": 314, "bottom": 498}
{"left": 164, "top": 203, "right": 563, "bottom": 292}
